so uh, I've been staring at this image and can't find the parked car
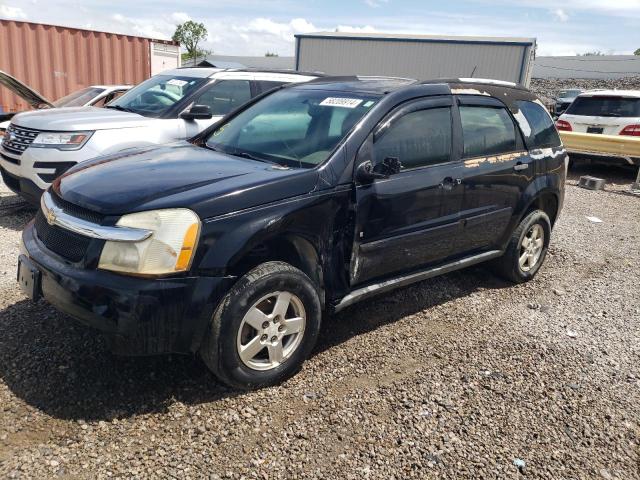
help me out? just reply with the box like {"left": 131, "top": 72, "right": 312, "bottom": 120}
{"left": 556, "top": 90, "right": 640, "bottom": 166}
{"left": 554, "top": 88, "right": 582, "bottom": 117}
{"left": 1, "top": 68, "right": 319, "bottom": 205}
{"left": 0, "top": 69, "right": 130, "bottom": 132}
{"left": 18, "top": 77, "right": 566, "bottom": 389}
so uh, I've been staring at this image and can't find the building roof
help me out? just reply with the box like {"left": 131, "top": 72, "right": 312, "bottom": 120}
{"left": 0, "top": 19, "right": 177, "bottom": 44}
{"left": 533, "top": 55, "right": 640, "bottom": 80}
{"left": 190, "top": 55, "right": 295, "bottom": 70}
{"left": 295, "top": 31, "right": 536, "bottom": 46}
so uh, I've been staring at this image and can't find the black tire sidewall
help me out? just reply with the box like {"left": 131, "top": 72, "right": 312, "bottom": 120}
{"left": 214, "top": 265, "right": 321, "bottom": 388}
{"left": 513, "top": 211, "right": 551, "bottom": 281}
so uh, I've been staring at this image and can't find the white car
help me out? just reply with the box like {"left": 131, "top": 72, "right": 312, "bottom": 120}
{"left": 556, "top": 90, "right": 640, "bottom": 165}
{"left": 0, "top": 70, "right": 131, "bottom": 132}
{"left": 1, "top": 68, "right": 318, "bottom": 205}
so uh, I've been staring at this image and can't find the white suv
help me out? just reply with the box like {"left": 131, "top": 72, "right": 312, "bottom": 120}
{"left": 556, "top": 90, "right": 640, "bottom": 165}
{"left": 1, "top": 68, "right": 318, "bottom": 205}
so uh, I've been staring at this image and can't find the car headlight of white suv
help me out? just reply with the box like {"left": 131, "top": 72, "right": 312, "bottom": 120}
{"left": 32, "top": 131, "right": 93, "bottom": 150}
{"left": 98, "top": 209, "right": 201, "bottom": 276}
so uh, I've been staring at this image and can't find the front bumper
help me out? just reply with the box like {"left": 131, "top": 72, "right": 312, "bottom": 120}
{"left": 21, "top": 222, "right": 235, "bottom": 355}
{"left": 1, "top": 166, "right": 43, "bottom": 206}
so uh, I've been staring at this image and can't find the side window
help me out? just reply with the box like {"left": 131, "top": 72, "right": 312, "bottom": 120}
{"left": 256, "top": 81, "right": 285, "bottom": 94}
{"left": 515, "top": 101, "right": 561, "bottom": 149}
{"left": 460, "top": 106, "right": 517, "bottom": 157}
{"left": 91, "top": 96, "right": 107, "bottom": 107}
{"left": 194, "top": 80, "right": 252, "bottom": 116}
{"left": 374, "top": 107, "right": 452, "bottom": 170}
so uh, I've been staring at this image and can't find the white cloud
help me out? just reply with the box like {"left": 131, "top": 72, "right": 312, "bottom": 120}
{"left": 363, "top": 0, "right": 389, "bottom": 7}
{"left": 170, "top": 12, "right": 191, "bottom": 24}
{"left": 335, "top": 25, "right": 378, "bottom": 33}
{"left": 552, "top": 9, "right": 569, "bottom": 22}
{"left": 0, "top": 5, "right": 27, "bottom": 20}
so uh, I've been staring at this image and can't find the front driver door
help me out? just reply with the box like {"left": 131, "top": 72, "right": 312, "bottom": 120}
{"left": 351, "top": 96, "right": 465, "bottom": 286}
{"left": 183, "top": 80, "right": 253, "bottom": 137}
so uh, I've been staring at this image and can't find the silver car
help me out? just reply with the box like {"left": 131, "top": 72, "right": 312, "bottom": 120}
{"left": 0, "top": 68, "right": 318, "bottom": 205}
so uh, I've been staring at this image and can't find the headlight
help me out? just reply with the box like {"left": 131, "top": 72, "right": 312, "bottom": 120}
{"left": 32, "top": 131, "right": 93, "bottom": 150}
{"left": 98, "top": 209, "right": 201, "bottom": 276}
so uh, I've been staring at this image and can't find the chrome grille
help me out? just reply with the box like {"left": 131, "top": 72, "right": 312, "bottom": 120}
{"left": 2, "top": 124, "right": 39, "bottom": 156}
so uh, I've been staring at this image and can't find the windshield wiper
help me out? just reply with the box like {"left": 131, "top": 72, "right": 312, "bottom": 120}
{"left": 105, "top": 104, "right": 136, "bottom": 113}
{"left": 231, "top": 150, "right": 279, "bottom": 165}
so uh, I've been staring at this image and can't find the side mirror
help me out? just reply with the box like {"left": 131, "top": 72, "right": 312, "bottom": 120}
{"left": 180, "top": 104, "right": 213, "bottom": 120}
{"left": 356, "top": 157, "right": 402, "bottom": 183}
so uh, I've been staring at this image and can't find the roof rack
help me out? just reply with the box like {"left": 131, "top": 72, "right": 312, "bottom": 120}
{"left": 175, "top": 66, "right": 326, "bottom": 77}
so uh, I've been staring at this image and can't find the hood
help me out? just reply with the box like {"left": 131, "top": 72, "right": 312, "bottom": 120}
{"left": 0, "top": 70, "right": 54, "bottom": 109}
{"left": 11, "top": 106, "right": 150, "bottom": 131}
{"left": 53, "top": 144, "right": 319, "bottom": 218}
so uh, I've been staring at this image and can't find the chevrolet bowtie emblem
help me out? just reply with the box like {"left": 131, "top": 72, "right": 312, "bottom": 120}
{"left": 45, "top": 209, "right": 56, "bottom": 225}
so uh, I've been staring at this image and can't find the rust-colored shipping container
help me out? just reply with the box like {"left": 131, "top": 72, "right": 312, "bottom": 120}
{"left": 0, "top": 20, "right": 178, "bottom": 112}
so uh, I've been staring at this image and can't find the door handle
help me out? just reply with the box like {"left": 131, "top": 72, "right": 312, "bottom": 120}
{"left": 513, "top": 162, "right": 529, "bottom": 171}
{"left": 439, "top": 177, "right": 463, "bottom": 190}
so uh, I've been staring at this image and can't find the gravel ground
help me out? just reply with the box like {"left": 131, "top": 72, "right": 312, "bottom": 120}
{"left": 0, "top": 164, "right": 639, "bottom": 479}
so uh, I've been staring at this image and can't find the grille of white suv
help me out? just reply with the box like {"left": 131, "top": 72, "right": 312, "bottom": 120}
{"left": 2, "top": 124, "right": 39, "bottom": 156}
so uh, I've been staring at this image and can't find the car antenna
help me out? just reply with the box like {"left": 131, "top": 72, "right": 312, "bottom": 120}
{"left": 470, "top": 65, "right": 477, "bottom": 78}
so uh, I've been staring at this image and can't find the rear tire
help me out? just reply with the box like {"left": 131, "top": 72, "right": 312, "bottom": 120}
{"left": 492, "top": 210, "right": 551, "bottom": 284}
{"left": 200, "top": 261, "right": 322, "bottom": 390}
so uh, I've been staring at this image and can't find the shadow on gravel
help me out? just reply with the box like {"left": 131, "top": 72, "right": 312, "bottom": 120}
{"left": 0, "top": 203, "right": 36, "bottom": 232}
{"left": 316, "top": 265, "right": 513, "bottom": 355}
{"left": 567, "top": 163, "right": 637, "bottom": 186}
{"left": 0, "top": 266, "right": 512, "bottom": 422}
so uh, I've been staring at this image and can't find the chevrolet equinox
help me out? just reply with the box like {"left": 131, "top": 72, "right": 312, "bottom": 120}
{"left": 18, "top": 77, "right": 567, "bottom": 389}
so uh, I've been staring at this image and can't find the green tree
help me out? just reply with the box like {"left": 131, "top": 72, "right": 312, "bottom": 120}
{"left": 172, "top": 21, "right": 209, "bottom": 62}
{"left": 635, "top": 48, "right": 640, "bottom": 56}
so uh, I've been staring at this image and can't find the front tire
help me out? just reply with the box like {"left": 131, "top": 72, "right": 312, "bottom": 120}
{"left": 200, "top": 261, "right": 322, "bottom": 390}
{"left": 492, "top": 210, "right": 551, "bottom": 283}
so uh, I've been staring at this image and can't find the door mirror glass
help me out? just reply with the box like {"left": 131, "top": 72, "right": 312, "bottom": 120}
{"left": 181, "top": 104, "right": 213, "bottom": 120}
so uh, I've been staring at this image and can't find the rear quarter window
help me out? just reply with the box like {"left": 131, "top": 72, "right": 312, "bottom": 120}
{"left": 515, "top": 101, "right": 561, "bottom": 149}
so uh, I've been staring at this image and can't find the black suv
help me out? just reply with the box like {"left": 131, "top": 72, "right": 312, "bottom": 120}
{"left": 18, "top": 77, "right": 566, "bottom": 389}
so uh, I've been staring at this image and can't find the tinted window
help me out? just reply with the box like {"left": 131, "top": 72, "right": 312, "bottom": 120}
{"left": 256, "top": 81, "right": 285, "bottom": 94}
{"left": 195, "top": 80, "right": 252, "bottom": 116}
{"left": 374, "top": 108, "right": 452, "bottom": 169}
{"left": 460, "top": 106, "right": 517, "bottom": 157}
{"left": 516, "top": 101, "right": 561, "bottom": 148}
{"left": 207, "top": 89, "right": 378, "bottom": 168}
{"left": 566, "top": 96, "right": 640, "bottom": 117}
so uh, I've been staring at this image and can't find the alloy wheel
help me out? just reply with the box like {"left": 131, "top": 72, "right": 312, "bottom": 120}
{"left": 236, "top": 291, "right": 306, "bottom": 371}
{"left": 519, "top": 224, "right": 545, "bottom": 272}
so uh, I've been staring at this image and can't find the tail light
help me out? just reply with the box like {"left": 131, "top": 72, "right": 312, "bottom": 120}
{"left": 620, "top": 125, "right": 640, "bottom": 137}
{"left": 556, "top": 120, "right": 572, "bottom": 132}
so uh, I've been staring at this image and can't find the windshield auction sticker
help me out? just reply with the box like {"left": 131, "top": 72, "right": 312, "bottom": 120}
{"left": 319, "top": 98, "right": 363, "bottom": 108}
{"left": 167, "top": 79, "right": 188, "bottom": 87}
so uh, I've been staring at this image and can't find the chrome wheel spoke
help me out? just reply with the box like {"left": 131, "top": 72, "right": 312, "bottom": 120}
{"left": 239, "top": 335, "right": 264, "bottom": 363}
{"left": 267, "top": 341, "right": 284, "bottom": 364}
{"left": 244, "top": 307, "right": 269, "bottom": 330}
{"left": 522, "top": 236, "right": 531, "bottom": 248}
{"left": 519, "top": 252, "right": 529, "bottom": 268}
{"left": 282, "top": 316, "right": 304, "bottom": 335}
{"left": 272, "top": 292, "right": 292, "bottom": 318}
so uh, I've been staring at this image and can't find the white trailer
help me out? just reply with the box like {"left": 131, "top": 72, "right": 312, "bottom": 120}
{"left": 295, "top": 32, "right": 536, "bottom": 87}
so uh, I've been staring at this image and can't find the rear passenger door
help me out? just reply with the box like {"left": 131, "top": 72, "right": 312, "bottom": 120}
{"left": 352, "top": 96, "right": 465, "bottom": 285}
{"left": 455, "top": 95, "right": 532, "bottom": 253}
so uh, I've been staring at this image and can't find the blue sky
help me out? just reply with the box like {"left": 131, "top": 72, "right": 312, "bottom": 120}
{"left": 1, "top": 0, "right": 639, "bottom": 56}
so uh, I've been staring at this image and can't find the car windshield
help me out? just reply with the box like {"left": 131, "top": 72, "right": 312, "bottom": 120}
{"left": 566, "top": 96, "right": 640, "bottom": 117}
{"left": 53, "top": 87, "right": 106, "bottom": 107}
{"left": 206, "top": 88, "right": 379, "bottom": 168}
{"left": 107, "top": 75, "right": 206, "bottom": 117}
{"left": 558, "top": 89, "right": 581, "bottom": 99}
